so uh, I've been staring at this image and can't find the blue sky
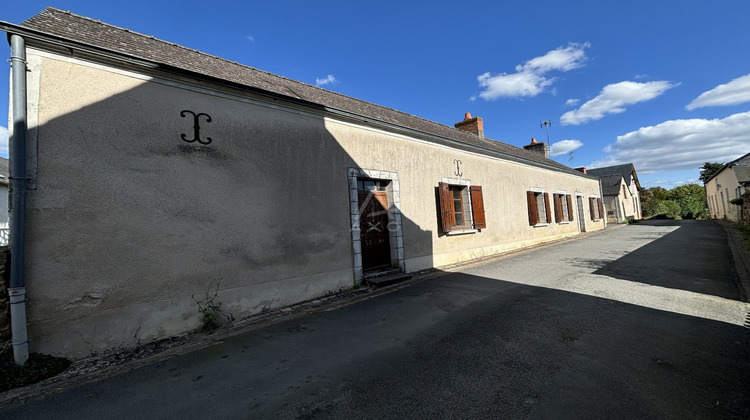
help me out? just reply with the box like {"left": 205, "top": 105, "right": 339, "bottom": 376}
{"left": 1, "top": 1, "right": 749, "bottom": 188}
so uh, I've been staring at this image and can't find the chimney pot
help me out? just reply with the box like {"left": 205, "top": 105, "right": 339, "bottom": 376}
{"left": 454, "top": 113, "right": 484, "bottom": 138}
{"left": 524, "top": 138, "right": 549, "bottom": 158}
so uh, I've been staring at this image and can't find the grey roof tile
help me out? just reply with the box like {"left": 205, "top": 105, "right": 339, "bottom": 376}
{"left": 15, "top": 7, "right": 589, "bottom": 177}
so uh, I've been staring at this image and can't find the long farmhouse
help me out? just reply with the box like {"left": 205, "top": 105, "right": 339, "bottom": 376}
{"left": 2, "top": 8, "right": 606, "bottom": 358}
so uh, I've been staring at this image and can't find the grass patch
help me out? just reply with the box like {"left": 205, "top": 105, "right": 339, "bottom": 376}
{"left": 0, "top": 349, "right": 71, "bottom": 392}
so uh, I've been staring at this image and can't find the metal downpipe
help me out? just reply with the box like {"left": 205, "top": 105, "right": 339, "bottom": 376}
{"left": 9, "top": 34, "right": 29, "bottom": 365}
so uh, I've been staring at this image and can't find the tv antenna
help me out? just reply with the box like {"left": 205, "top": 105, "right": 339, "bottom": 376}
{"left": 540, "top": 120, "right": 552, "bottom": 143}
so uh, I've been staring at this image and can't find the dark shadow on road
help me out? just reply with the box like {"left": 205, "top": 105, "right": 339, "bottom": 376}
{"left": 593, "top": 219, "right": 740, "bottom": 300}
{"left": 4, "top": 270, "right": 748, "bottom": 419}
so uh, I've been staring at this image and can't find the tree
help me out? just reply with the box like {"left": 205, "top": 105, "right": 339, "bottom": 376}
{"left": 641, "top": 186, "right": 671, "bottom": 218}
{"left": 668, "top": 184, "right": 708, "bottom": 219}
{"left": 699, "top": 162, "right": 723, "bottom": 183}
{"left": 656, "top": 200, "right": 682, "bottom": 219}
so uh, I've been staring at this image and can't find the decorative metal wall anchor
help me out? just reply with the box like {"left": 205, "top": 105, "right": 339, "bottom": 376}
{"left": 180, "top": 110, "right": 213, "bottom": 145}
{"left": 453, "top": 159, "right": 463, "bottom": 177}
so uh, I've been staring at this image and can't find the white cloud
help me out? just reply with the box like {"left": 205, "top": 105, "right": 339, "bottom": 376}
{"left": 564, "top": 98, "right": 579, "bottom": 107}
{"left": 0, "top": 126, "right": 8, "bottom": 157}
{"left": 477, "top": 42, "right": 590, "bottom": 100}
{"left": 244, "top": 35, "right": 255, "bottom": 42}
{"left": 686, "top": 73, "right": 750, "bottom": 110}
{"left": 315, "top": 74, "right": 337, "bottom": 87}
{"left": 590, "top": 111, "right": 750, "bottom": 172}
{"left": 560, "top": 80, "right": 678, "bottom": 125}
{"left": 549, "top": 139, "right": 583, "bottom": 157}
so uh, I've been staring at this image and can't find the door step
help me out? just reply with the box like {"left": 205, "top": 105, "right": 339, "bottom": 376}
{"left": 365, "top": 272, "right": 412, "bottom": 288}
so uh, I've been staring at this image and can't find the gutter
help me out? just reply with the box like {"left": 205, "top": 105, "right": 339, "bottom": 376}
{"left": 8, "top": 34, "right": 29, "bottom": 365}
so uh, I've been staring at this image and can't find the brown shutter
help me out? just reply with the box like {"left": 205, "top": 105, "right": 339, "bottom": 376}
{"left": 597, "top": 198, "right": 604, "bottom": 220}
{"left": 589, "top": 197, "right": 596, "bottom": 220}
{"left": 544, "top": 193, "right": 552, "bottom": 224}
{"left": 527, "top": 191, "right": 538, "bottom": 226}
{"left": 567, "top": 195, "right": 574, "bottom": 221}
{"left": 470, "top": 186, "right": 486, "bottom": 229}
{"left": 554, "top": 194, "right": 563, "bottom": 223}
{"left": 439, "top": 182, "right": 455, "bottom": 232}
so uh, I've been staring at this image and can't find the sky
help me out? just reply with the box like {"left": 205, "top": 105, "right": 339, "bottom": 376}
{"left": 1, "top": 1, "right": 749, "bottom": 189}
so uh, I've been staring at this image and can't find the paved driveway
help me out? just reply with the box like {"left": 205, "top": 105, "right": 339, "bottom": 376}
{"left": 4, "top": 220, "right": 749, "bottom": 419}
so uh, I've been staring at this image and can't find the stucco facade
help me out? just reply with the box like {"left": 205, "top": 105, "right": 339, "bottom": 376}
{"left": 3, "top": 9, "right": 605, "bottom": 357}
{"left": 588, "top": 164, "right": 642, "bottom": 223}
{"left": 705, "top": 153, "right": 749, "bottom": 222}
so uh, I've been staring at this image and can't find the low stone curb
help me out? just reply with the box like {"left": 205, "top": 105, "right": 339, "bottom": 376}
{"left": 717, "top": 220, "right": 750, "bottom": 304}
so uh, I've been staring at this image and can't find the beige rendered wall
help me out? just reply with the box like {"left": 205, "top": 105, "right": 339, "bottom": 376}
{"left": 328, "top": 121, "right": 604, "bottom": 271}
{"left": 706, "top": 169, "right": 741, "bottom": 221}
{"left": 23, "top": 50, "right": 603, "bottom": 357}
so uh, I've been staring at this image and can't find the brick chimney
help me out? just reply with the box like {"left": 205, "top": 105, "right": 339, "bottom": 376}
{"left": 454, "top": 112, "right": 484, "bottom": 138}
{"left": 523, "top": 138, "right": 549, "bottom": 158}
{"left": 574, "top": 167, "right": 587, "bottom": 174}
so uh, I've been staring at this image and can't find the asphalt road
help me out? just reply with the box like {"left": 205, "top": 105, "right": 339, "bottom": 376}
{"left": 4, "top": 220, "right": 750, "bottom": 419}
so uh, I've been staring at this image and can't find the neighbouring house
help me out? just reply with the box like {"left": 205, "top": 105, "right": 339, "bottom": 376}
{"left": 586, "top": 163, "right": 643, "bottom": 223}
{"left": 704, "top": 152, "right": 750, "bottom": 223}
{"left": 1, "top": 8, "right": 606, "bottom": 358}
{"left": 0, "top": 157, "right": 8, "bottom": 245}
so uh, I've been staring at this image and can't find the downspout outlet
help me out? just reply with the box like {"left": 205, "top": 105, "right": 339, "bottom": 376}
{"left": 9, "top": 287, "right": 29, "bottom": 365}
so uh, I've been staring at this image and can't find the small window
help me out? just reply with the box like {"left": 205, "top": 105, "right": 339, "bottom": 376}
{"left": 438, "top": 182, "right": 486, "bottom": 233}
{"left": 357, "top": 179, "right": 388, "bottom": 192}
{"left": 554, "top": 193, "right": 574, "bottom": 223}
{"left": 527, "top": 191, "right": 551, "bottom": 226}
{"left": 589, "top": 197, "right": 604, "bottom": 221}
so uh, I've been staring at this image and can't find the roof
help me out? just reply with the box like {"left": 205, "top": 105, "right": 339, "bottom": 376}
{"left": 3, "top": 7, "right": 592, "bottom": 178}
{"left": 705, "top": 151, "right": 750, "bottom": 184}
{"left": 587, "top": 163, "right": 641, "bottom": 190}
{"left": 599, "top": 174, "right": 624, "bottom": 196}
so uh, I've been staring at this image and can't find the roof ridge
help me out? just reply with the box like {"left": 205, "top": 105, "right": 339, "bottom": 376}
{"left": 34, "top": 8, "right": 460, "bottom": 136}
{"left": 17, "top": 8, "right": 585, "bottom": 176}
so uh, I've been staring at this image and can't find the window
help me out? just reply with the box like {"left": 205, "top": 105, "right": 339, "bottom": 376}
{"left": 527, "top": 190, "right": 551, "bottom": 226}
{"left": 357, "top": 179, "right": 388, "bottom": 192}
{"left": 553, "top": 193, "right": 574, "bottom": 223}
{"left": 438, "top": 182, "right": 486, "bottom": 233}
{"left": 589, "top": 197, "right": 604, "bottom": 221}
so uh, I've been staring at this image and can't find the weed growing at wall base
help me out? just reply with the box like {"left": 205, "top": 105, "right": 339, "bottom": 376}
{"left": 192, "top": 278, "right": 233, "bottom": 331}
{"left": 0, "top": 349, "right": 71, "bottom": 392}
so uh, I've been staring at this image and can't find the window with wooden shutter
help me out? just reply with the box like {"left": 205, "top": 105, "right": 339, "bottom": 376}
{"left": 527, "top": 190, "right": 550, "bottom": 226}
{"left": 566, "top": 195, "right": 574, "bottom": 221}
{"left": 554, "top": 194, "right": 563, "bottom": 223}
{"left": 470, "top": 186, "right": 486, "bottom": 229}
{"left": 439, "top": 182, "right": 455, "bottom": 232}
{"left": 543, "top": 193, "right": 551, "bottom": 224}
{"left": 527, "top": 191, "right": 539, "bottom": 225}
{"left": 438, "top": 182, "right": 486, "bottom": 233}
{"left": 589, "top": 197, "right": 603, "bottom": 221}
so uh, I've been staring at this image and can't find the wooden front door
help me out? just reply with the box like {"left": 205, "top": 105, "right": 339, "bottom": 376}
{"left": 358, "top": 187, "right": 391, "bottom": 271}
